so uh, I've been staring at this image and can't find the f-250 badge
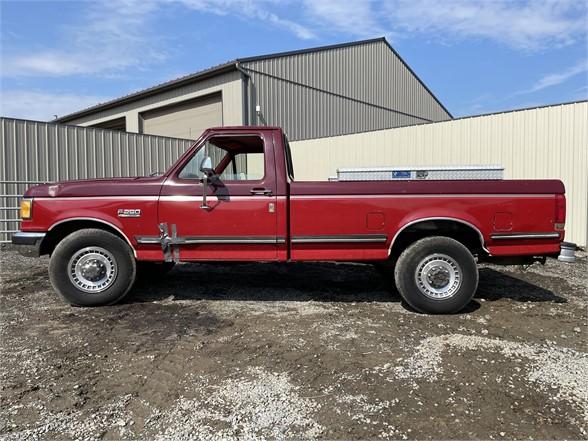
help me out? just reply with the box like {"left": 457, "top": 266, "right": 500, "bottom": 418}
{"left": 117, "top": 208, "right": 141, "bottom": 218}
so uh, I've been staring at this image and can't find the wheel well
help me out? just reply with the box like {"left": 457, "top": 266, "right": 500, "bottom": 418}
{"left": 389, "top": 219, "right": 486, "bottom": 262}
{"left": 40, "top": 220, "right": 131, "bottom": 256}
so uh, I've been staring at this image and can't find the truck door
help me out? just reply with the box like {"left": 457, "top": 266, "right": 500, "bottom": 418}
{"left": 158, "top": 131, "right": 279, "bottom": 261}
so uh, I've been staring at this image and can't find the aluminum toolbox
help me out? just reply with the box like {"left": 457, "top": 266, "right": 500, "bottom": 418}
{"left": 336, "top": 165, "right": 504, "bottom": 181}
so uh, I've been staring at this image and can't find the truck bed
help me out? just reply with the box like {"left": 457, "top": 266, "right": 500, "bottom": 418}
{"left": 288, "top": 180, "right": 564, "bottom": 260}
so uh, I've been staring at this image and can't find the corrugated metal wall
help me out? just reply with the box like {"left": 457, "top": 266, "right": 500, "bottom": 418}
{"left": 241, "top": 39, "right": 451, "bottom": 141}
{"left": 0, "top": 117, "right": 194, "bottom": 243}
{"left": 289, "top": 101, "right": 588, "bottom": 246}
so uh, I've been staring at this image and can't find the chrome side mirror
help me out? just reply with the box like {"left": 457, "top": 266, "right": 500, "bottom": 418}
{"left": 199, "top": 156, "right": 214, "bottom": 177}
{"left": 199, "top": 156, "right": 214, "bottom": 210}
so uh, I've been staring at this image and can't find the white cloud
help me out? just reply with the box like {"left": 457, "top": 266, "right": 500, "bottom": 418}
{"left": 528, "top": 61, "right": 588, "bottom": 92}
{"left": 1, "top": 0, "right": 317, "bottom": 78}
{"left": 0, "top": 91, "right": 109, "bottom": 121}
{"left": 2, "top": 0, "right": 164, "bottom": 77}
{"left": 302, "top": 0, "right": 385, "bottom": 38}
{"left": 516, "top": 60, "right": 588, "bottom": 95}
{"left": 172, "top": 0, "right": 317, "bottom": 39}
{"left": 381, "top": 0, "right": 587, "bottom": 50}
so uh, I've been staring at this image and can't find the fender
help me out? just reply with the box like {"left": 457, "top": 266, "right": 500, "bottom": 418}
{"left": 48, "top": 216, "right": 137, "bottom": 257}
{"left": 388, "top": 215, "right": 489, "bottom": 256}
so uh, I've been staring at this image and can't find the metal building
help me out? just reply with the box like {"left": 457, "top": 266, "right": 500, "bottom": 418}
{"left": 54, "top": 38, "right": 451, "bottom": 141}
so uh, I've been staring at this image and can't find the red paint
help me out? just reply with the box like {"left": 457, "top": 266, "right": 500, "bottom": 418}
{"left": 20, "top": 126, "right": 566, "bottom": 262}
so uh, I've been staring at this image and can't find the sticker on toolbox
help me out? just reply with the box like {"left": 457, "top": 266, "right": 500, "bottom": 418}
{"left": 392, "top": 171, "right": 411, "bottom": 179}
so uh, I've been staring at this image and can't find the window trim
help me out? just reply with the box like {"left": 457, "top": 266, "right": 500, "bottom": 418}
{"left": 175, "top": 134, "right": 267, "bottom": 184}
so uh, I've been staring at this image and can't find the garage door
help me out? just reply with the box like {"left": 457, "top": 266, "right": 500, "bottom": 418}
{"left": 141, "top": 93, "right": 222, "bottom": 139}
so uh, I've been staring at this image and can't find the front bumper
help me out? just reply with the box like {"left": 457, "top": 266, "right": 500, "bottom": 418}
{"left": 558, "top": 241, "right": 576, "bottom": 263}
{"left": 11, "top": 232, "right": 46, "bottom": 257}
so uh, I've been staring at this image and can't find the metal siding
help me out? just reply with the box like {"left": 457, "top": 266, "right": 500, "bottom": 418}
{"left": 242, "top": 40, "right": 450, "bottom": 141}
{"left": 0, "top": 117, "right": 194, "bottom": 243}
{"left": 289, "top": 102, "right": 588, "bottom": 246}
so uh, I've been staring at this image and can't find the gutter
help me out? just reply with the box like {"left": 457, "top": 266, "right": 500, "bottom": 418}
{"left": 235, "top": 62, "right": 250, "bottom": 126}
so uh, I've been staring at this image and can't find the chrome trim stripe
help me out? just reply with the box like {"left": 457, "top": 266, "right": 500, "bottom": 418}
{"left": 290, "top": 194, "right": 555, "bottom": 199}
{"left": 136, "top": 236, "right": 161, "bottom": 244}
{"left": 180, "top": 237, "right": 284, "bottom": 244}
{"left": 159, "top": 195, "right": 285, "bottom": 202}
{"left": 36, "top": 195, "right": 287, "bottom": 202}
{"left": 291, "top": 234, "right": 387, "bottom": 244}
{"left": 135, "top": 236, "right": 286, "bottom": 245}
{"left": 35, "top": 196, "right": 158, "bottom": 201}
{"left": 12, "top": 232, "right": 46, "bottom": 239}
{"left": 490, "top": 232, "right": 560, "bottom": 240}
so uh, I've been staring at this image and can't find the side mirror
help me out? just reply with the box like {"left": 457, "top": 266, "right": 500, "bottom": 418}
{"left": 199, "top": 156, "right": 215, "bottom": 178}
{"left": 199, "top": 156, "right": 215, "bottom": 211}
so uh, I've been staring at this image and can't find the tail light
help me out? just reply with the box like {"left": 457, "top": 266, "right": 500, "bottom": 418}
{"left": 554, "top": 194, "right": 566, "bottom": 230}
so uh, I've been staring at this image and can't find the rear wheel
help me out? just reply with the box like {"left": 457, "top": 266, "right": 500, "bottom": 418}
{"left": 49, "top": 229, "right": 136, "bottom": 306}
{"left": 394, "top": 236, "right": 478, "bottom": 314}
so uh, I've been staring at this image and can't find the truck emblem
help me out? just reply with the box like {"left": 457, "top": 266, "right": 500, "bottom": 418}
{"left": 118, "top": 208, "right": 141, "bottom": 218}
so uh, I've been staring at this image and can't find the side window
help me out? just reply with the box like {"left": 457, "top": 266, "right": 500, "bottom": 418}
{"left": 178, "top": 135, "right": 265, "bottom": 181}
{"left": 219, "top": 152, "right": 264, "bottom": 181}
{"left": 178, "top": 140, "right": 226, "bottom": 180}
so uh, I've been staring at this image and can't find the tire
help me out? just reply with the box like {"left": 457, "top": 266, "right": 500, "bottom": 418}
{"left": 136, "top": 261, "right": 175, "bottom": 280}
{"left": 49, "top": 229, "right": 136, "bottom": 306}
{"left": 394, "top": 236, "right": 478, "bottom": 314}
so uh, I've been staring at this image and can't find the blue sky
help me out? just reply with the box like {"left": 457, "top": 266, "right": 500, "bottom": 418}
{"left": 1, "top": 0, "right": 587, "bottom": 121}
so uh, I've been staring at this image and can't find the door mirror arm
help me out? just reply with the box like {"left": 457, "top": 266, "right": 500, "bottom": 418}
{"left": 199, "top": 156, "right": 215, "bottom": 210}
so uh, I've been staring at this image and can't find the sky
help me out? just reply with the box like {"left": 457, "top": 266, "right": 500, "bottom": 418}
{"left": 0, "top": 0, "right": 587, "bottom": 121}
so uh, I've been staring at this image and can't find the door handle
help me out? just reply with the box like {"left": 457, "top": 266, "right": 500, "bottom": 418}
{"left": 250, "top": 187, "right": 273, "bottom": 196}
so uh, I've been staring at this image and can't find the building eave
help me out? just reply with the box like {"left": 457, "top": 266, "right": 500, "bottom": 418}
{"left": 54, "top": 62, "right": 237, "bottom": 123}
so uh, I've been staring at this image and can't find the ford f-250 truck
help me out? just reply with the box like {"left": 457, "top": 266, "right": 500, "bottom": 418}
{"left": 12, "top": 126, "right": 574, "bottom": 314}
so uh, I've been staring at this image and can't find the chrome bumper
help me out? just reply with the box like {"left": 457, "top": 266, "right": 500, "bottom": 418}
{"left": 11, "top": 232, "right": 46, "bottom": 257}
{"left": 558, "top": 241, "right": 576, "bottom": 263}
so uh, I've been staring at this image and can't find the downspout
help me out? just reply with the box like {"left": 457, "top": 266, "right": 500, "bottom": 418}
{"left": 235, "top": 62, "right": 250, "bottom": 125}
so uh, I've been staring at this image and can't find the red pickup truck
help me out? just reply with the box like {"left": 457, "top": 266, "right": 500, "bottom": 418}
{"left": 12, "top": 126, "right": 573, "bottom": 313}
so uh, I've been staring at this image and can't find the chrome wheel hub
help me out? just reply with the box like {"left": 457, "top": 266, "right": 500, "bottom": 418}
{"left": 68, "top": 247, "right": 117, "bottom": 293}
{"left": 415, "top": 254, "right": 462, "bottom": 299}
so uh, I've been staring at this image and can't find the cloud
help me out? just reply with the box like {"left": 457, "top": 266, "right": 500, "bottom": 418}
{"left": 0, "top": 90, "right": 110, "bottom": 121}
{"left": 2, "top": 0, "right": 164, "bottom": 77}
{"left": 381, "top": 0, "right": 587, "bottom": 50}
{"left": 516, "top": 60, "right": 588, "bottom": 95}
{"left": 172, "top": 0, "right": 317, "bottom": 39}
{"left": 302, "top": 0, "right": 385, "bottom": 38}
{"left": 1, "top": 0, "right": 317, "bottom": 78}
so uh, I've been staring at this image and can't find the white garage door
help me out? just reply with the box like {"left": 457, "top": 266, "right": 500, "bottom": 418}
{"left": 141, "top": 93, "right": 222, "bottom": 139}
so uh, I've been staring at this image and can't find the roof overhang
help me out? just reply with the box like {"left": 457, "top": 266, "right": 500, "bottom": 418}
{"left": 54, "top": 62, "right": 237, "bottom": 123}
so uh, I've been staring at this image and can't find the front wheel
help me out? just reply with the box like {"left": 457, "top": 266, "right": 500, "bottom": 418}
{"left": 394, "top": 236, "right": 478, "bottom": 314}
{"left": 49, "top": 229, "right": 136, "bottom": 306}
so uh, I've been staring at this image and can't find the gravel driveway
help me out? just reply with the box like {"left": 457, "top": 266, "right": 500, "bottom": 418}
{"left": 0, "top": 248, "right": 586, "bottom": 440}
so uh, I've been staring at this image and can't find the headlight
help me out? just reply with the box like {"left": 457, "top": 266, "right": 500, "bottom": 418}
{"left": 20, "top": 198, "right": 33, "bottom": 220}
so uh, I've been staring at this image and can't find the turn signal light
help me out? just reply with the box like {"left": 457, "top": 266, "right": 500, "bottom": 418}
{"left": 20, "top": 198, "right": 32, "bottom": 220}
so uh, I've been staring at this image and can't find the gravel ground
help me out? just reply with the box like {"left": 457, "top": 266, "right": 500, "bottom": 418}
{"left": 0, "top": 248, "right": 586, "bottom": 440}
